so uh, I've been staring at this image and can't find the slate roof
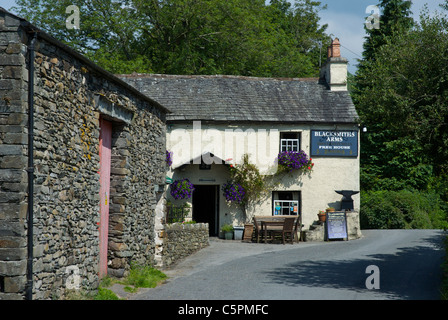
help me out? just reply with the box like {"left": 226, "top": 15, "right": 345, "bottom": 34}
{"left": 118, "top": 74, "right": 358, "bottom": 124}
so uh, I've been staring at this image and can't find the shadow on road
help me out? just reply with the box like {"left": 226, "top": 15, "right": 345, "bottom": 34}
{"left": 262, "top": 232, "right": 445, "bottom": 299}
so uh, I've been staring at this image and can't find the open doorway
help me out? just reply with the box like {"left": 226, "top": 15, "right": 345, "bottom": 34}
{"left": 192, "top": 185, "right": 219, "bottom": 236}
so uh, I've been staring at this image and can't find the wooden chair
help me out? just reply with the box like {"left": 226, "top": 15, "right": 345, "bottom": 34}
{"left": 293, "top": 214, "right": 303, "bottom": 243}
{"left": 253, "top": 217, "right": 262, "bottom": 243}
{"left": 271, "top": 217, "right": 296, "bottom": 244}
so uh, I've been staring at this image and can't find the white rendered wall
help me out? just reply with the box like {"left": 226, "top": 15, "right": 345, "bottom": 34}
{"left": 166, "top": 122, "right": 360, "bottom": 230}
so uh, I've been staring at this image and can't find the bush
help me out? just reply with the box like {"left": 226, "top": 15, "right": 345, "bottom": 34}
{"left": 166, "top": 201, "right": 191, "bottom": 223}
{"left": 360, "top": 190, "right": 448, "bottom": 229}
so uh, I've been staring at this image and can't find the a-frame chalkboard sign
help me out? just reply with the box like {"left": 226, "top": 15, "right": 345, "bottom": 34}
{"left": 326, "top": 211, "right": 348, "bottom": 241}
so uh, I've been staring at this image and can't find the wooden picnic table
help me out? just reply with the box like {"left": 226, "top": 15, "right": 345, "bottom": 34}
{"left": 261, "top": 221, "right": 284, "bottom": 243}
{"left": 253, "top": 215, "right": 302, "bottom": 244}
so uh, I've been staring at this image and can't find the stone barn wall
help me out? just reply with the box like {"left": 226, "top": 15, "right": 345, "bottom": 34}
{"left": 0, "top": 9, "right": 168, "bottom": 300}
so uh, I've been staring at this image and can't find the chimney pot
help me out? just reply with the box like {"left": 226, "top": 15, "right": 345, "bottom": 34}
{"left": 328, "top": 38, "right": 341, "bottom": 58}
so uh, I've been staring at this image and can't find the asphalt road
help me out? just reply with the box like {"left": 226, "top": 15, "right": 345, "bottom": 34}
{"left": 132, "top": 229, "right": 446, "bottom": 300}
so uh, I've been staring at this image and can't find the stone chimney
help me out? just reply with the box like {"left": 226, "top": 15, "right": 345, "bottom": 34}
{"left": 321, "top": 38, "right": 348, "bottom": 91}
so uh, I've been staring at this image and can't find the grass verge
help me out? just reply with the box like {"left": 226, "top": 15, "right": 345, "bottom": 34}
{"left": 64, "top": 263, "right": 167, "bottom": 300}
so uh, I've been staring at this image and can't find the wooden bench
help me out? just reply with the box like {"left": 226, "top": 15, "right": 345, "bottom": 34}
{"left": 252, "top": 215, "right": 302, "bottom": 243}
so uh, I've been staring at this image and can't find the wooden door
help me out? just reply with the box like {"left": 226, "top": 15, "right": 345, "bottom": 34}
{"left": 99, "top": 118, "right": 112, "bottom": 278}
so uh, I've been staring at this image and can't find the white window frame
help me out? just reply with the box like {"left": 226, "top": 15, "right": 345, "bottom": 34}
{"left": 280, "top": 132, "right": 300, "bottom": 152}
{"left": 280, "top": 139, "right": 299, "bottom": 152}
{"left": 273, "top": 200, "right": 299, "bottom": 216}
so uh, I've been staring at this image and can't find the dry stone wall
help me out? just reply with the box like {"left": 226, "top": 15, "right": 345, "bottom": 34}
{"left": 161, "top": 223, "right": 209, "bottom": 268}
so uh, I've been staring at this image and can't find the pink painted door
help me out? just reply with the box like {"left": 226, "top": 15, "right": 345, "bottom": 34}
{"left": 99, "top": 118, "right": 112, "bottom": 279}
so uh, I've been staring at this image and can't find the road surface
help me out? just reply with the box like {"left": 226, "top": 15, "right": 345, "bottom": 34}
{"left": 132, "top": 229, "right": 446, "bottom": 300}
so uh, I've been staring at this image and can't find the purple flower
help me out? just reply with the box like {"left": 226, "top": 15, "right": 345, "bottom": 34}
{"left": 276, "top": 150, "right": 312, "bottom": 172}
{"left": 166, "top": 150, "right": 173, "bottom": 167}
{"left": 170, "top": 179, "right": 195, "bottom": 200}
{"left": 222, "top": 182, "right": 245, "bottom": 204}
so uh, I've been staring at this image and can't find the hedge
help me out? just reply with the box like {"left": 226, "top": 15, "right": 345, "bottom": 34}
{"left": 360, "top": 190, "right": 448, "bottom": 229}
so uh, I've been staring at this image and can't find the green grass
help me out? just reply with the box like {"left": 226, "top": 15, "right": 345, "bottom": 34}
{"left": 94, "top": 287, "right": 121, "bottom": 300}
{"left": 64, "top": 263, "right": 167, "bottom": 300}
{"left": 122, "top": 263, "right": 167, "bottom": 289}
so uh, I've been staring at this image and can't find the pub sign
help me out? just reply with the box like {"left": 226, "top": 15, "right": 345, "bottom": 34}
{"left": 310, "top": 130, "right": 358, "bottom": 157}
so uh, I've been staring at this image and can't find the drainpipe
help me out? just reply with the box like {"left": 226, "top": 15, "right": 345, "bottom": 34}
{"left": 25, "top": 31, "right": 37, "bottom": 301}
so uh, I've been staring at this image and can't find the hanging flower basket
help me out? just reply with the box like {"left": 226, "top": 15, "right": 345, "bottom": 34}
{"left": 221, "top": 181, "right": 246, "bottom": 204}
{"left": 169, "top": 179, "right": 195, "bottom": 200}
{"left": 166, "top": 150, "right": 173, "bottom": 167}
{"left": 276, "top": 150, "right": 314, "bottom": 173}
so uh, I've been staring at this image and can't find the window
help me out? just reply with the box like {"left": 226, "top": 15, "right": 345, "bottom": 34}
{"left": 272, "top": 191, "right": 300, "bottom": 215}
{"left": 280, "top": 132, "right": 300, "bottom": 152}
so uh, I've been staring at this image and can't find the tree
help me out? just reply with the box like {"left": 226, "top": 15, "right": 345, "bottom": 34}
{"left": 442, "top": 0, "right": 448, "bottom": 11}
{"left": 360, "top": 0, "right": 414, "bottom": 63}
{"left": 13, "top": 0, "right": 153, "bottom": 73}
{"left": 12, "top": 0, "right": 330, "bottom": 77}
{"left": 353, "top": 7, "right": 448, "bottom": 198}
{"left": 353, "top": 0, "right": 415, "bottom": 191}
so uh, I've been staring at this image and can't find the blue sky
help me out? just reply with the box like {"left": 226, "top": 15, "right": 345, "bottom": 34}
{"left": 318, "top": 0, "right": 446, "bottom": 73}
{"left": 1, "top": 0, "right": 446, "bottom": 73}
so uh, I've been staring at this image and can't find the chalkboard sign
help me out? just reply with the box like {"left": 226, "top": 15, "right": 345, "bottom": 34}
{"left": 326, "top": 211, "right": 348, "bottom": 240}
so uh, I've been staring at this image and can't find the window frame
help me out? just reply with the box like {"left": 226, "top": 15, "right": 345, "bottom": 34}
{"left": 272, "top": 191, "right": 301, "bottom": 216}
{"left": 280, "top": 132, "right": 301, "bottom": 152}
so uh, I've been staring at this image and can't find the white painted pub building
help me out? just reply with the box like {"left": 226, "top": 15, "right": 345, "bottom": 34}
{"left": 121, "top": 39, "right": 360, "bottom": 237}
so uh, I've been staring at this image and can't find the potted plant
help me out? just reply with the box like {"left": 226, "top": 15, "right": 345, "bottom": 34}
{"left": 317, "top": 210, "right": 326, "bottom": 222}
{"left": 221, "top": 224, "right": 234, "bottom": 240}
